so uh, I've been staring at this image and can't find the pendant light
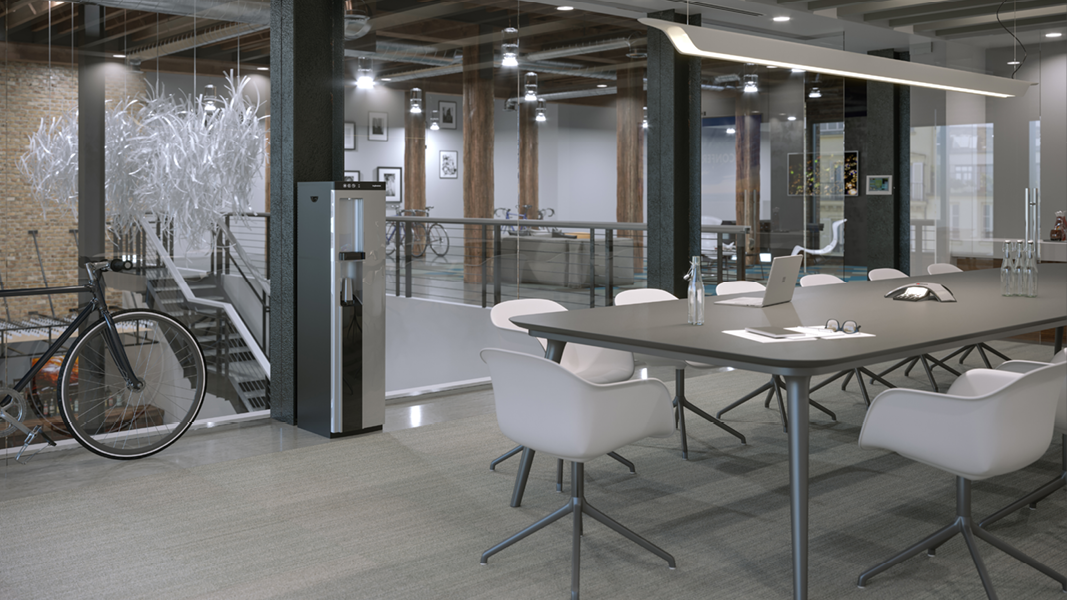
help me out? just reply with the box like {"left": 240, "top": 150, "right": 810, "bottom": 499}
{"left": 409, "top": 88, "right": 423, "bottom": 114}
{"left": 430, "top": 109, "right": 440, "bottom": 130}
{"left": 535, "top": 99, "right": 547, "bottom": 122}
{"left": 524, "top": 72, "right": 538, "bottom": 102}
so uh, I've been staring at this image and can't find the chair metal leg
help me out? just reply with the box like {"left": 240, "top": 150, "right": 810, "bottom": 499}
{"left": 854, "top": 369, "right": 872, "bottom": 406}
{"left": 959, "top": 345, "right": 976, "bottom": 365}
{"left": 809, "top": 370, "right": 850, "bottom": 394}
{"left": 676, "top": 371, "right": 689, "bottom": 459}
{"left": 859, "top": 476, "right": 1067, "bottom": 597}
{"left": 681, "top": 398, "right": 747, "bottom": 445}
{"left": 920, "top": 355, "right": 940, "bottom": 392}
{"left": 584, "top": 500, "right": 677, "bottom": 568}
{"left": 873, "top": 357, "right": 918, "bottom": 384}
{"left": 840, "top": 370, "right": 854, "bottom": 391}
{"left": 716, "top": 378, "right": 775, "bottom": 420}
{"left": 482, "top": 500, "right": 573, "bottom": 564}
{"left": 976, "top": 345, "right": 993, "bottom": 369}
{"left": 557, "top": 459, "right": 565, "bottom": 493}
{"left": 572, "top": 464, "right": 583, "bottom": 600}
{"left": 607, "top": 451, "right": 635, "bottom": 474}
{"left": 490, "top": 444, "right": 523, "bottom": 471}
{"left": 511, "top": 448, "right": 536, "bottom": 508}
{"left": 972, "top": 523, "right": 1067, "bottom": 591}
{"left": 924, "top": 354, "right": 962, "bottom": 377}
{"left": 773, "top": 376, "right": 788, "bottom": 432}
{"left": 961, "top": 524, "right": 998, "bottom": 599}
{"left": 980, "top": 434, "right": 1067, "bottom": 528}
{"left": 763, "top": 386, "right": 774, "bottom": 408}
{"left": 980, "top": 342, "right": 1011, "bottom": 362}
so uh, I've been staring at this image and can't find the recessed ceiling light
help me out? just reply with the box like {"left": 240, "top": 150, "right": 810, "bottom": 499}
{"left": 1007, "top": 60, "right": 1021, "bottom": 65}
{"left": 726, "top": 127, "right": 736, "bottom": 134}
{"left": 766, "top": 65, "right": 777, "bottom": 69}
{"left": 773, "top": 16, "right": 790, "bottom": 22}
{"left": 557, "top": 5, "right": 574, "bottom": 10}
{"left": 791, "top": 68, "right": 805, "bottom": 73}
{"left": 787, "top": 116, "right": 797, "bottom": 121}
{"left": 597, "top": 84, "right": 607, "bottom": 88}
{"left": 257, "top": 67, "right": 269, "bottom": 71}
{"left": 113, "top": 54, "right": 126, "bottom": 58}
{"left": 381, "top": 77, "right": 392, "bottom": 81}
{"left": 1046, "top": 32, "right": 1063, "bottom": 38}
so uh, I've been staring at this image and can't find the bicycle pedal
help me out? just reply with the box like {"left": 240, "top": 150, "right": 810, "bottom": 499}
{"left": 15, "top": 426, "right": 48, "bottom": 464}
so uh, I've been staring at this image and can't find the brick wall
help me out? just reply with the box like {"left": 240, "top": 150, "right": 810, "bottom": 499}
{"left": 0, "top": 61, "right": 146, "bottom": 322}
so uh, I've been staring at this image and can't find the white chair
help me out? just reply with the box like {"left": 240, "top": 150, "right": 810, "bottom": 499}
{"left": 927, "top": 262, "right": 962, "bottom": 275}
{"left": 791, "top": 218, "right": 846, "bottom": 257}
{"left": 700, "top": 215, "right": 735, "bottom": 270}
{"left": 856, "top": 361, "right": 1067, "bottom": 597}
{"left": 488, "top": 299, "right": 637, "bottom": 504}
{"left": 866, "top": 268, "right": 960, "bottom": 391}
{"left": 979, "top": 349, "right": 1067, "bottom": 528}
{"left": 801, "top": 274, "right": 898, "bottom": 406}
{"left": 925, "top": 263, "right": 1012, "bottom": 368}
{"left": 711, "top": 281, "right": 837, "bottom": 430}
{"left": 615, "top": 288, "right": 746, "bottom": 457}
{"left": 479, "top": 348, "right": 676, "bottom": 599}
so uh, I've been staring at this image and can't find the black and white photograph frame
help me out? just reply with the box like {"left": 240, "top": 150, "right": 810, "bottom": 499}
{"left": 866, "top": 175, "right": 893, "bottom": 195}
{"left": 439, "top": 150, "right": 458, "bottom": 179}
{"left": 343, "top": 171, "right": 360, "bottom": 182}
{"left": 343, "top": 122, "right": 356, "bottom": 150}
{"left": 368, "top": 112, "right": 388, "bottom": 141}
{"left": 438, "top": 101, "right": 457, "bottom": 130}
{"left": 377, "top": 167, "right": 402, "bottom": 203}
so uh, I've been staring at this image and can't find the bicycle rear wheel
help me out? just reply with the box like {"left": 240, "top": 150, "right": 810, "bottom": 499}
{"left": 58, "top": 310, "right": 206, "bottom": 459}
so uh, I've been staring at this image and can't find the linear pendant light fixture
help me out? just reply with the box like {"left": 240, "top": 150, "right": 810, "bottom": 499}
{"left": 639, "top": 18, "right": 1031, "bottom": 98}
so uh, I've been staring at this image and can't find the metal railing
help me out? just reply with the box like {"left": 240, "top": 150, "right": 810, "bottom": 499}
{"left": 384, "top": 216, "right": 750, "bottom": 309}
{"left": 212, "top": 221, "right": 270, "bottom": 355}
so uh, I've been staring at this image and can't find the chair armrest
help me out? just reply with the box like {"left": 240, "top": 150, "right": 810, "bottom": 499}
{"left": 995, "top": 360, "right": 1051, "bottom": 374}
{"left": 944, "top": 369, "right": 1023, "bottom": 398}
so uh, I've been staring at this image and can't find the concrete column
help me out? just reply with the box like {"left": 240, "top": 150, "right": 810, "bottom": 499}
{"left": 646, "top": 9, "right": 701, "bottom": 297}
{"left": 269, "top": 0, "right": 344, "bottom": 424}
{"left": 865, "top": 49, "right": 910, "bottom": 273}
{"left": 78, "top": 5, "right": 106, "bottom": 296}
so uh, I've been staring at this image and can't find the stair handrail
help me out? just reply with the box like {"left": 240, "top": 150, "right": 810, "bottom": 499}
{"left": 139, "top": 216, "right": 271, "bottom": 380}
{"left": 217, "top": 222, "right": 271, "bottom": 296}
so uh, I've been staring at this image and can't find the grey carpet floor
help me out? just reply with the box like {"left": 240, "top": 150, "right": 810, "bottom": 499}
{"left": 1, "top": 343, "right": 1064, "bottom": 600}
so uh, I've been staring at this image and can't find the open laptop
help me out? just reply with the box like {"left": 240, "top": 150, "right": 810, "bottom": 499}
{"left": 714, "top": 254, "right": 803, "bottom": 308}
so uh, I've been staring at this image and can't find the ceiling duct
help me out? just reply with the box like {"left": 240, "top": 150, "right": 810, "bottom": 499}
{"left": 525, "top": 38, "right": 645, "bottom": 62}
{"left": 344, "top": 0, "right": 371, "bottom": 40}
{"left": 505, "top": 86, "right": 623, "bottom": 109}
{"left": 344, "top": 48, "right": 457, "bottom": 69}
{"left": 128, "top": 22, "right": 268, "bottom": 63}
{"left": 75, "top": 0, "right": 270, "bottom": 24}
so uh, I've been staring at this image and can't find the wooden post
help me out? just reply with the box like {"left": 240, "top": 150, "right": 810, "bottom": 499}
{"left": 735, "top": 99, "right": 760, "bottom": 266}
{"left": 616, "top": 64, "right": 645, "bottom": 272}
{"left": 519, "top": 101, "right": 539, "bottom": 220}
{"left": 462, "top": 35, "right": 495, "bottom": 283}
{"left": 405, "top": 90, "right": 427, "bottom": 254}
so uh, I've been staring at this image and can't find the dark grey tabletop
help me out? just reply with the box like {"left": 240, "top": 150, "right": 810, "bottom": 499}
{"left": 512, "top": 264, "right": 1067, "bottom": 377}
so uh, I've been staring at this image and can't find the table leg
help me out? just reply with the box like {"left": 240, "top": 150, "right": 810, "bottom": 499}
{"left": 1055, "top": 326, "right": 1064, "bottom": 355}
{"left": 784, "top": 375, "right": 811, "bottom": 600}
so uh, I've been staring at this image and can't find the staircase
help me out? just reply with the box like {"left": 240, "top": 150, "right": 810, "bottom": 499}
{"left": 143, "top": 268, "right": 271, "bottom": 414}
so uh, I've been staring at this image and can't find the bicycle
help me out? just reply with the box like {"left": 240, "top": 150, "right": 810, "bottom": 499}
{"left": 386, "top": 206, "right": 427, "bottom": 258}
{"left": 419, "top": 206, "right": 450, "bottom": 257}
{"left": 0, "top": 259, "right": 207, "bottom": 462}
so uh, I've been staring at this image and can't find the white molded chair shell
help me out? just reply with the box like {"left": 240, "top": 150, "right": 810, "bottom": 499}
{"left": 614, "top": 289, "right": 716, "bottom": 370}
{"left": 868, "top": 268, "right": 908, "bottom": 281}
{"left": 995, "top": 350, "right": 1067, "bottom": 434}
{"left": 792, "top": 218, "right": 846, "bottom": 256}
{"left": 927, "top": 263, "right": 963, "bottom": 275}
{"left": 481, "top": 348, "right": 674, "bottom": 463}
{"left": 859, "top": 361, "right": 1067, "bottom": 480}
{"left": 489, "top": 298, "right": 634, "bottom": 384}
{"left": 799, "top": 273, "right": 844, "bottom": 287}
{"left": 715, "top": 281, "right": 765, "bottom": 295}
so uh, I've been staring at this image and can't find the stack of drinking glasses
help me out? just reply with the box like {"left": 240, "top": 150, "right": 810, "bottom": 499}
{"left": 1001, "top": 240, "right": 1038, "bottom": 297}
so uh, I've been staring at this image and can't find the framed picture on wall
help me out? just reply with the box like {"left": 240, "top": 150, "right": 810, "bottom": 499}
{"left": 343, "top": 122, "right": 356, "bottom": 149}
{"left": 344, "top": 171, "right": 360, "bottom": 182}
{"left": 867, "top": 175, "right": 893, "bottom": 195}
{"left": 368, "top": 112, "right": 388, "bottom": 141}
{"left": 438, "top": 101, "right": 457, "bottom": 130}
{"left": 439, "top": 150, "right": 458, "bottom": 179}
{"left": 377, "top": 167, "right": 402, "bottom": 203}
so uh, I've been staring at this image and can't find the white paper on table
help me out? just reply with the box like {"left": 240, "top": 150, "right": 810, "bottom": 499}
{"left": 723, "top": 326, "right": 876, "bottom": 344}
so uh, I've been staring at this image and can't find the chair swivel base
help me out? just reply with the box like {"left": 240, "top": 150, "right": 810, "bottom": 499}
{"left": 481, "top": 462, "right": 675, "bottom": 600}
{"left": 857, "top": 477, "right": 1067, "bottom": 599}
{"left": 980, "top": 434, "right": 1067, "bottom": 529}
{"left": 503, "top": 446, "right": 635, "bottom": 508}
{"left": 673, "top": 369, "right": 745, "bottom": 460}
{"left": 869, "top": 354, "right": 961, "bottom": 393}
{"left": 941, "top": 342, "right": 1011, "bottom": 369}
{"left": 812, "top": 367, "right": 896, "bottom": 407}
{"left": 716, "top": 375, "right": 836, "bottom": 433}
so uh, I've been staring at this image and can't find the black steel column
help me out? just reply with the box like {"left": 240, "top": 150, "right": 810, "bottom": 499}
{"left": 78, "top": 6, "right": 106, "bottom": 298}
{"left": 270, "top": 0, "right": 344, "bottom": 424}
{"left": 865, "top": 50, "right": 910, "bottom": 273}
{"left": 646, "top": 10, "right": 701, "bottom": 298}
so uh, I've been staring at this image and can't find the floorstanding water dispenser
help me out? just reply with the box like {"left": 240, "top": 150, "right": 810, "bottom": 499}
{"left": 296, "top": 181, "right": 386, "bottom": 437}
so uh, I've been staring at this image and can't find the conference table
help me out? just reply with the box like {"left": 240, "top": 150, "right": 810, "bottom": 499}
{"left": 510, "top": 264, "right": 1067, "bottom": 599}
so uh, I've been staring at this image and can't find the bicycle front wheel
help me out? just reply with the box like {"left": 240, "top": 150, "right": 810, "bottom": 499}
{"left": 427, "top": 223, "right": 450, "bottom": 257}
{"left": 58, "top": 310, "right": 207, "bottom": 459}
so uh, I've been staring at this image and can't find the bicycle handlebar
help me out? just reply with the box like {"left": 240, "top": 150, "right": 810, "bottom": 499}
{"left": 86, "top": 259, "right": 134, "bottom": 274}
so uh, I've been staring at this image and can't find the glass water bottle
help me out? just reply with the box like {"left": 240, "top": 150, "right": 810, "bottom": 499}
{"left": 1024, "top": 241, "right": 1038, "bottom": 298}
{"left": 1011, "top": 240, "right": 1024, "bottom": 296}
{"left": 1000, "top": 240, "right": 1013, "bottom": 296}
{"left": 685, "top": 256, "right": 705, "bottom": 326}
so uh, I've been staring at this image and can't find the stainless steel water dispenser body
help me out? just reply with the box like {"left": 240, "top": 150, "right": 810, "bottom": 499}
{"left": 296, "top": 181, "right": 386, "bottom": 438}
